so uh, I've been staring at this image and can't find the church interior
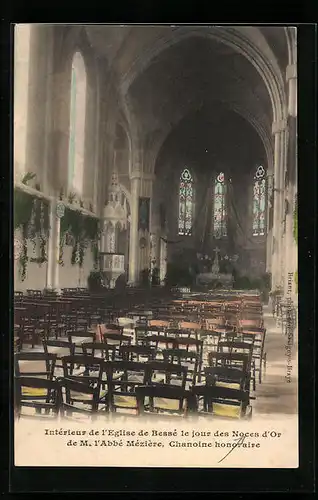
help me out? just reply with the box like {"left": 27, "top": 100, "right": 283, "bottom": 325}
{"left": 14, "top": 25, "right": 298, "bottom": 421}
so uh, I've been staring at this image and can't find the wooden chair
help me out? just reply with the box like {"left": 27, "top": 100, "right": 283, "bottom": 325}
{"left": 61, "top": 354, "right": 104, "bottom": 387}
{"left": 81, "top": 342, "right": 117, "bottom": 361}
{"left": 191, "top": 384, "right": 252, "bottom": 419}
{"left": 145, "top": 335, "right": 176, "bottom": 354}
{"left": 148, "top": 319, "right": 170, "bottom": 334}
{"left": 59, "top": 378, "right": 102, "bottom": 420}
{"left": 67, "top": 331, "right": 96, "bottom": 355}
{"left": 204, "top": 365, "right": 249, "bottom": 392}
{"left": 162, "top": 348, "right": 200, "bottom": 387}
{"left": 217, "top": 340, "right": 255, "bottom": 389}
{"left": 145, "top": 361, "right": 188, "bottom": 390}
{"left": 120, "top": 345, "right": 156, "bottom": 363}
{"left": 14, "top": 352, "right": 57, "bottom": 380}
{"left": 178, "top": 321, "right": 201, "bottom": 331}
{"left": 136, "top": 384, "right": 191, "bottom": 417}
{"left": 14, "top": 306, "right": 27, "bottom": 352}
{"left": 135, "top": 325, "right": 149, "bottom": 345}
{"left": 104, "top": 360, "right": 149, "bottom": 415}
{"left": 208, "top": 351, "right": 250, "bottom": 374}
{"left": 240, "top": 326, "right": 267, "bottom": 383}
{"left": 42, "top": 339, "right": 75, "bottom": 375}
{"left": 15, "top": 376, "right": 62, "bottom": 419}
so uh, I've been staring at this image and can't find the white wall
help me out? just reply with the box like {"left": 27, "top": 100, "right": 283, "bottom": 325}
{"left": 58, "top": 244, "right": 95, "bottom": 289}
{"left": 14, "top": 229, "right": 48, "bottom": 292}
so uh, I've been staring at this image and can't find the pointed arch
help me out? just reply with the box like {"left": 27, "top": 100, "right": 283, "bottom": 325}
{"left": 213, "top": 172, "right": 227, "bottom": 239}
{"left": 252, "top": 165, "right": 266, "bottom": 236}
{"left": 68, "top": 51, "right": 87, "bottom": 196}
{"left": 178, "top": 168, "right": 194, "bottom": 236}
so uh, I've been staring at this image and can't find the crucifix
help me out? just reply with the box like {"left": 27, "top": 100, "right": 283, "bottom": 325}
{"left": 212, "top": 247, "right": 220, "bottom": 274}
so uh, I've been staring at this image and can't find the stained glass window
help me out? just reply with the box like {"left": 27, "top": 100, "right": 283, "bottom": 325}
{"left": 213, "top": 172, "right": 227, "bottom": 239}
{"left": 178, "top": 168, "right": 194, "bottom": 236}
{"left": 252, "top": 165, "right": 266, "bottom": 236}
{"left": 68, "top": 52, "right": 86, "bottom": 196}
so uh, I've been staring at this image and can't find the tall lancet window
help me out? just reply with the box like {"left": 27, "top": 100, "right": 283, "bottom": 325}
{"left": 68, "top": 52, "right": 87, "bottom": 196}
{"left": 213, "top": 172, "right": 227, "bottom": 238}
{"left": 178, "top": 168, "right": 194, "bottom": 236}
{"left": 252, "top": 165, "right": 266, "bottom": 236}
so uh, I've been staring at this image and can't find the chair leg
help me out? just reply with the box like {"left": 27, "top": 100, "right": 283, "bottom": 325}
{"left": 258, "top": 362, "right": 262, "bottom": 384}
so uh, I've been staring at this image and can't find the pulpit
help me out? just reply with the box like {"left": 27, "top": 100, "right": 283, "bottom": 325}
{"left": 100, "top": 252, "right": 125, "bottom": 289}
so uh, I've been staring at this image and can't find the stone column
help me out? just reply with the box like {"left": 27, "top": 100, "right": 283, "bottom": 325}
{"left": 284, "top": 63, "right": 297, "bottom": 300}
{"left": 128, "top": 173, "right": 141, "bottom": 284}
{"left": 25, "top": 25, "right": 54, "bottom": 190}
{"left": 42, "top": 27, "right": 54, "bottom": 195}
{"left": 271, "top": 119, "right": 288, "bottom": 290}
{"left": 150, "top": 224, "right": 161, "bottom": 285}
{"left": 160, "top": 235, "right": 168, "bottom": 284}
{"left": 14, "top": 24, "right": 32, "bottom": 181}
{"left": 138, "top": 173, "right": 155, "bottom": 278}
{"left": 266, "top": 172, "right": 274, "bottom": 274}
{"left": 46, "top": 199, "right": 61, "bottom": 291}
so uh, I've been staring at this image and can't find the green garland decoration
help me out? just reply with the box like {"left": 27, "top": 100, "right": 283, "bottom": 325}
{"left": 14, "top": 186, "right": 50, "bottom": 281}
{"left": 59, "top": 207, "right": 100, "bottom": 268}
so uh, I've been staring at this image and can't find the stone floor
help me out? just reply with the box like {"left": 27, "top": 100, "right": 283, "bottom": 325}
{"left": 253, "top": 306, "right": 298, "bottom": 417}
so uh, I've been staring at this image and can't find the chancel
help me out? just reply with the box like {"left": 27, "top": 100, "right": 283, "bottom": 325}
{"left": 13, "top": 25, "right": 298, "bottom": 423}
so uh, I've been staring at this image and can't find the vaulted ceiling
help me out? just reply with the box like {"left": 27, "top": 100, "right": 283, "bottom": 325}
{"left": 155, "top": 104, "right": 266, "bottom": 178}
{"left": 84, "top": 25, "right": 292, "bottom": 171}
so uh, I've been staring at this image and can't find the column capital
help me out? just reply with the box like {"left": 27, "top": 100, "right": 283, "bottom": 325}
{"left": 286, "top": 63, "right": 297, "bottom": 82}
{"left": 272, "top": 119, "right": 288, "bottom": 135}
{"left": 130, "top": 170, "right": 142, "bottom": 181}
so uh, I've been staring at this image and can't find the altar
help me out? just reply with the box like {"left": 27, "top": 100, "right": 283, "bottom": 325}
{"left": 196, "top": 272, "right": 234, "bottom": 288}
{"left": 196, "top": 247, "right": 234, "bottom": 289}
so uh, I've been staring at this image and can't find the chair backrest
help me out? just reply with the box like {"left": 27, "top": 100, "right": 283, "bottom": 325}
{"left": 162, "top": 348, "right": 199, "bottom": 385}
{"left": 239, "top": 318, "right": 262, "bottom": 329}
{"left": 14, "top": 352, "right": 57, "bottom": 379}
{"left": 178, "top": 321, "right": 201, "bottom": 331}
{"left": 117, "top": 317, "right": 136, "bottom": 328}
{"left": 173, "top": 336, "right": 203, "bottom": 354}
{"left": 43, "top": 340, "right": 75, "bottom": 362}
{"left": 148, "top": 319, "right": 170, "bottom": 328}
{"left": 104, "top": 323, "right": 123, "bottom": 334}
{"left": 205, "top": 318, "right": 225, "bottom": 330}
{"left": 136, "top": 384, "right": 189, "bottom": 416}
{"left": 104, "top": 360, "right": 150, "bottom": 413}
{"left": 145, "top": 361, "right": 188, "bottom": 389}
{"left": 145, "top": 335, "right": 176, "bottom": 350}
{"left": 82, "top": 342, "right": 117, "bottom": 361}
{"left": 120, "top": 345, "right": 155, "bottom": 362}
{"left": 204, "top": 366, "right": 248, "bottom": 390}
{"left": 103, "top": 332, "right": 131, "bottom": 347}
{"left": 61, "top": 355, "right": 104, "bottom": 384}
{"left": 14, "top": 307, "right": 27, "bottom": 325}
{"left": 208, "top": 351, "right": 250, "bottom": 373}
{"left": 67, "top": 331, "right": 95, "bottom": 344}
{"left": 191, "top": 384, "right": 250, "bottom": 418}
{"left": 218, "top": 340, "right": 254, "bottom": 356}
{"left": 59, "top": 377, "right": 100, "bottom": 419}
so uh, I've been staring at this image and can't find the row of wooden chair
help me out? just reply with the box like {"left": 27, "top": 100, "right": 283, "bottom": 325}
{"left": 15, "top": 352, "right": 253, "bottom": 420}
